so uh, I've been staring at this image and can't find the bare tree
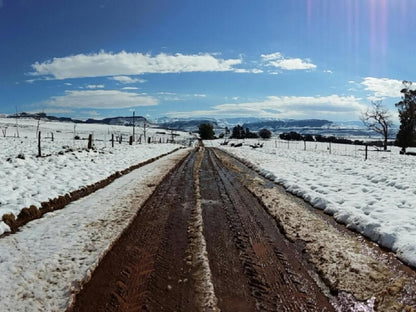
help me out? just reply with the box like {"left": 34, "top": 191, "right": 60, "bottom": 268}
{"left": 360, "top": 101, "right": 393, "bottom": 151}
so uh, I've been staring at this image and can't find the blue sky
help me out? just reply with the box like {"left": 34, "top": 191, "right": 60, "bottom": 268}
{"left": 0, "top": 0, "right": 415, "bottom": 122}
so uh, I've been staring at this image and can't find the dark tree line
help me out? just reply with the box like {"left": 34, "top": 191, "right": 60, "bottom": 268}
{"left": 230, "top": 125, "right": 272, "bottom": 139}
{"left": 278, "top": 131, "right": 388, "bottom": 147}
{"left": 396, "top": 81, "right": 416, "bottom": 153}
{"left": 199, "top": 123, "right": 272, "bottom": 140}
{"left": 230, "top": 125, "right": 258, "bottom": 139}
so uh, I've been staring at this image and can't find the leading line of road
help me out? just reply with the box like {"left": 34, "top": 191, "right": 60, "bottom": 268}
{"left": 68, "top": 146, "right": 416, "bottom": 312}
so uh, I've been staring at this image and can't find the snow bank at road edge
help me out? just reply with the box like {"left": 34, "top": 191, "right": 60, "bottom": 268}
{"left": 0, "top": 147, "right": 183, "bottom": 237}
{"left": 220, "top": 149, "right": 416, "bottom": 269}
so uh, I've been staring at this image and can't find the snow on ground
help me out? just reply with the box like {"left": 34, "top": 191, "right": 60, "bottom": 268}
{"left": 0, "top": 118, "right": 194, "bottom": 235}
{"left": 206, "top": 139, "right": 416, "bottom": 268}
{"left": 0, "top": 148, "right": 190, "bottom": 311}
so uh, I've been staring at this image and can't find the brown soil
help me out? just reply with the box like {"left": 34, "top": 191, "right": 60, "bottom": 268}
{"left": 68, "top": 147, "right": 335, "bottom": 312}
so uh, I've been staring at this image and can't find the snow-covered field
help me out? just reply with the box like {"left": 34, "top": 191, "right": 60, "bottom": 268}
{"left": 0, "top": 118, "right": 194, "bottom": 235}
{"left": 0, "top": 148, "right": 191, "bottom": 311}
{"left": 1, "top": 117, "right": 415, "bottom": 309}
{"left": 206, "top": 138, "right": 416, "bottom": 268}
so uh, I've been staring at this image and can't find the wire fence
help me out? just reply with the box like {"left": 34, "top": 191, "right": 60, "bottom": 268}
{"left": 272, "top": 139, "right": 397, "bottom": 162}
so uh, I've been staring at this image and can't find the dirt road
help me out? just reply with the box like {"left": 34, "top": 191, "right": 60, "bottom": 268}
{"left": 69, "top": 147, "right": 416, "bottom": 312}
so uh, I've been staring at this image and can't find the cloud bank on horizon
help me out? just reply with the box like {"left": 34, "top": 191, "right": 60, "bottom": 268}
{"left": 0, "top": 0, "right": 414, "bottom": 122}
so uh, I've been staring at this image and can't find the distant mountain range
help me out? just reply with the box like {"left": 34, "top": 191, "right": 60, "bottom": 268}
{"left": 7, "top": 112, "right": 147, "bottom": 126}
{"left": 154, "top": 117, "right": 334, "bottom": 132}
{"left": 241, "top": 119, "right": 332, "bottom": 130}
{"left": 5, "top": 113, "right": 396, "bottom": 138}
{"left": 153, "top": 117, "right": 397, "bottom": 138}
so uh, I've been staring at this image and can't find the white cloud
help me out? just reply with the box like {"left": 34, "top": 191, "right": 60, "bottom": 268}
{"left": 168, "top": 95, "right": 365, "bottom": 120}
{"left": 83, "top": 110, "right": 101, "bottom": 117}
{"left": 122, "top": 87, "right": 139, "bottom": 90}
{"left": 155, "top": 91, "right": 208, "bottom": 101}
{"left": 27, "top": 108, "right": 75, "bottom": 115}
{"left": 261, "top": 52, "right": 283, "bottom": 61}
{"left": 324, "top": 70, "right": 333, "bottom": 74}
{"left": 234, "top": 68, "right": 264, "bottom": 74}
{"left": 361, "top": 77, "right": 404, "bottom": 99}
{"left": 46, "top": 90, "right": 158, "bottom": 109}
{"left": 269, "top": 59, "right": 316, "bottom": 70}
{"left": 261, "top": 52, "right": 317, "bottom": 71}
{"left": 26, "top": 77, "right": 54, "bottom": 83}
{"left": 86, "top": 84, "right": 104, "bottom": 89}
{"left": 44, "top": 108, "right": 75, "bottom": 114}
{"left": 110, "top": 76, "right": 146, "bottom": 84}
{"left": 30, "top": 51, "right": 243, "bottom": 79}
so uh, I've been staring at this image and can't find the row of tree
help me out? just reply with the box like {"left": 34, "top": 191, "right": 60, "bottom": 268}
{"left": 198, "top": 123, "right": 272, "bottom": 140}
{"left": 200, "top": 81, "right": 416, "bottom": 153}
{"left": 361, "top": 81, "right": 416, "bottom": 153}
{"left": 279, "top": 131, "right": 388, "bottom": 147}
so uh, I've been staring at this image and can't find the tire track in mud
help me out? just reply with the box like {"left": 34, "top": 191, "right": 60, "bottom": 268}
{"left": 69, "top": 147, "right": 335, "bottom": 312}
{"left": 200, "top": 148, "right": 334, "bottom": 312}
{"left": 213, "top": 147, "right": 416, "bottom": 311}
{"left": 69, "top": 150, "right": 200, "bottom": 312}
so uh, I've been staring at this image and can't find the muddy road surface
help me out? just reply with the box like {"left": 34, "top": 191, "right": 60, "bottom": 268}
{"left": 69, "top": 147, "right": 416, "bottom": 312}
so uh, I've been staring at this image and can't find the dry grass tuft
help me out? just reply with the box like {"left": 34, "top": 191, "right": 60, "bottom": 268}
{"left": 18, "top": 205, "right": 41, "bottom": 220}
{"left": 2, "top": 213, "right": 16, "bottom": 229}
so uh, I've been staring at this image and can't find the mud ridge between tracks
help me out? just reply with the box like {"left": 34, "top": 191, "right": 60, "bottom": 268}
{"left": 186, "top": 146, "right": 219, "bottom": 311}
{"left": 1, "top": 147, "right": 184, "bottom": 238}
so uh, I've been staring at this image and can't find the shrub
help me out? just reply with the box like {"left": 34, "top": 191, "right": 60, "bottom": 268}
{"left": 198, "top": 123, "right": 215, "bottom": 140}
{"left": 259, "top": 128, "right": 272, "bottom": 139}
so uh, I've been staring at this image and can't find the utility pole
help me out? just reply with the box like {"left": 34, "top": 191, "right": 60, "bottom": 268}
{"left": 143, "top": 119, "right": 147, "bottom": 143}
{"left": 170, "top": 129, "right": 175, "bottom": 143}
{"left": 132, "top": 111, "right": 135, "bottom": 142}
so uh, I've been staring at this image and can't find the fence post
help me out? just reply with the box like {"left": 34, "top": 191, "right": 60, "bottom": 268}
{"left": 365, "top": 144, "right": 368, "bottom": 160}
{"left": 111, "top": 134, "right": 114, "bottom": 147}
{"left": 129, "top": 135, "right": 133, "bottom": 145}
{"left": 38, "top": 131, "right": 41, "bottom": 157}
{"left": 329, "top": 142, "right": 331, "bottom": 154}
{"left": 51, "top": 132, "right": 54, "bottom": 142}
{"left": 88, "top": 134, "right": 93, "bottom": 149}
{"left": 304, "top": 140, "right": 306, "bottom": 151}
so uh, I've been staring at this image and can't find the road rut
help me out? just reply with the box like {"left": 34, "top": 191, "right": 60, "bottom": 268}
{"left": 68, "top": 147, "right": 335, "bottom": 311}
